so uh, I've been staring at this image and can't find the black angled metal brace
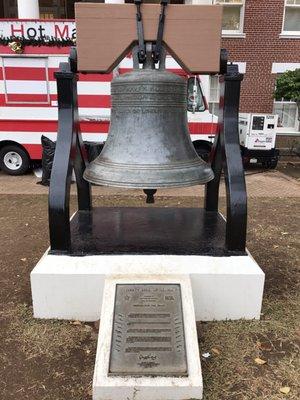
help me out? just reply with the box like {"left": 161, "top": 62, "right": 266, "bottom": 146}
{"left": 205, "top": 63, "right": 247, "bottom": 252}
{"left": 134, "top": 0, "right": 146, "bottom": 63}
{"left": 134, "top": 0, "right": 169, "bottom": 64}
{"left": 49, "top": 48, "right": 91, "bottom": 254}
{"left": 153, "top": 0, "right": 169, "bottom": 63}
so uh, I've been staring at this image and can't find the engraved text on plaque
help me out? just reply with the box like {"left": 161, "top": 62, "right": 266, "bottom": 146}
{"left": 109, "top": 284, "right": 187, "bottom": 377}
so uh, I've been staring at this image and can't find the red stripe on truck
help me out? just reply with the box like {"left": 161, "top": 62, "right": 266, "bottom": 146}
{"left": 189, "top": 122, "right": 218, "bottom": 135}
{"left": 0, "top": 119, "right": 216, "bottom": 135}
{"left": 0, "top": 67, "right": 114, "bottom": 82}
{"left": 0, "top": 119, "right": 110, "bottom": 133}
{"left": 78, "top": 95, "right": 111, "bottom": 108}
{"left": 22, "top": 144, "right": 43, "bottom": 159}
{"left": 0, "top": 94, "right": 111, "bottom": 108}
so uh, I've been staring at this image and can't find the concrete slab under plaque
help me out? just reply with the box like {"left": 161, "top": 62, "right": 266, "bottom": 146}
{"left": 109, "top": 284, "right": 187, "bottom": 377}
{"left": 93, "top": 275, "right": 203, "bottom": 400}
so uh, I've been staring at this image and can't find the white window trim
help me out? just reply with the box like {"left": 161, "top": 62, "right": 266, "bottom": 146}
{"left": 234, "top": 62, "right": 247, "bottom": 74}
{"left": 222, "top": 32, "right": 246, "bottom": 38}
{"left": 281, "top": 0, "right": 300, "bottom": 37}
{"left": 209, "top": 76, "right": 219, "bottom": 102}
{"left": 208, "top": 62, "right": 246, "bottom": 105}
{"left": 274, "top": 101, "right": 299, "bottom": 133}
{"left": 272, "top": 63, "right": 300, "bottom": 73}
{"left": 213, "top": 0, "right": 246, "bottom": 36}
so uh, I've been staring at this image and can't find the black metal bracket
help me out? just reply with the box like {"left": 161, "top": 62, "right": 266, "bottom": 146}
{"left": 134, "top": 0, "right": 169, "bottom": 65}
{"left": 153, "top": 0, "right": 169, "bottom": 63}
{"left": 219, "top": 48, "right": 228, "bottom": 75}
{"left": 49, "top": 47, "right": 91, "bottom": 254}
{"left": 134, "top": 0, "right": 146, "bottom": 63}
{"left": 205, "top": 62, "right": 247, "bottom": 252}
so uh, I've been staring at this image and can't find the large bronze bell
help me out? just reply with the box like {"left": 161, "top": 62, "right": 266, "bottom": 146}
{"left": 84, "top": 54, "right": 214, "bottom": 189}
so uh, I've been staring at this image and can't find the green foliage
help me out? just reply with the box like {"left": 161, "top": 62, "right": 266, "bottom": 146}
{"left": 274, "top": 69, "right": 300, "bottom": 103}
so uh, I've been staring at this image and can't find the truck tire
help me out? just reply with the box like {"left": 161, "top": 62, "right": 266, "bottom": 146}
{"left": 269, "top": 159, "right": 278, "bottom": 169}
{"left": 0, "top": 145, "right": 30, "bottom": 175}
{"left": 262, "top": 158, "right": 278, "bottom": 169}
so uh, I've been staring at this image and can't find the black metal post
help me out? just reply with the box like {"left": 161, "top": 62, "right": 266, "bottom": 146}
{"left": 222, "top": 65, "right": 247, "bottom": 251}
{"left": 49, "top": 51, "right": 91, "bottom": 254}
{"left": 205, "top": 64, "right": 247, "bottom": 252}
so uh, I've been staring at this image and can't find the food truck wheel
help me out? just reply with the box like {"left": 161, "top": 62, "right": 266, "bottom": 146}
{"left": 0, "top": 145, "right": 30, "bottom": 175}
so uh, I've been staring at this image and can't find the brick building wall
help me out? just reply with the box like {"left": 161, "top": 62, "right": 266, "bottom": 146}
{"left": 222, "top": 0, "right": 300, "bottom": 115}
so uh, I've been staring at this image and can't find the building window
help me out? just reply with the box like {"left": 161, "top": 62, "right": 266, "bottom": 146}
{"left": 273, "top": 102, "right": 299, "bottom": 131}
{"left": 0, "top": 1, "right": 4, "bottom": 18}
{"left": 214, "top": 0, "right": 245, "bottom": 34}
{"left": 39, "top": 0, "right": 67, "bottom": 19}
{"left": 282, "top": 0, "right": 300, "bottom": 35}
{"left": 273, "top": 72, "right": 299, "bottom": 132}
{"left": 209, "top": 75, "right": 220, "bottom": 116}
{"left": 3, "top": 0, "right": 18, "bottom": 18}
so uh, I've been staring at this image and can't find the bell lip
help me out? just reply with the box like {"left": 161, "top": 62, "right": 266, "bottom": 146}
{"left": 83, "top": 170, "right": 214, "bottom": 188}
{"left": 85, "top": 158, "right": 209, "bottom": 170}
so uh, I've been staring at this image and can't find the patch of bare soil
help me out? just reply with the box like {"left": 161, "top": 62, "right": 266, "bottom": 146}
{"left": 277, "top": 162, "right": 300, "bottom": 180}
{"left": 0, "top": 195, "right": 299, "bottom": 400}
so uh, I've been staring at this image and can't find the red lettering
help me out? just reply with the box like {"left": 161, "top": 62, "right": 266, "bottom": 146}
{"left": 54, "top": 25, "right": 69, "bottom": 39}
{"left": 11, "top": 24, "right": 24, "bottom": 37}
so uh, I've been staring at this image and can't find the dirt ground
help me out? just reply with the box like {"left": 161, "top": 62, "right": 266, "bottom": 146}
{"left": 0, "top": 172, "right": 299, "bottom": 399}
{"left": 1, "top": 164, "right": 300, "bottom": 198}
{"left": 277, "top": 162, "right": 300, "bottom": 180}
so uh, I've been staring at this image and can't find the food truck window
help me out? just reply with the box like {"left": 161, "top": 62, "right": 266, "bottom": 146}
{"left": 1, "top": 57, "right": 51, "bottom": 105}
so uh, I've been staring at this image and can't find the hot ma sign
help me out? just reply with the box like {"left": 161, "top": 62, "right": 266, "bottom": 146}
{"left": 0, "top": 20, "right": 76, "bottom": 40}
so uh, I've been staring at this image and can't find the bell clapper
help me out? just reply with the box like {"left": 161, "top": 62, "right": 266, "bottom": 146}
{"left": 143, "top": 189, "right": 157, "bottom": 204}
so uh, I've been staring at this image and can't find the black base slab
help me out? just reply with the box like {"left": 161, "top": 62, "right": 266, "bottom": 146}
{"left": 63, "top": 207, "right": 245, "bottom": 257}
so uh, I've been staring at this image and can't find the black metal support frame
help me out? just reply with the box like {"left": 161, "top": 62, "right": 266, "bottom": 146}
{"left": 49, "top": 50, "right": 91, "bottom": 254}
{"left": 48, "top": 48, "right": 247, "bottom": 254}
{"left": 204, "top": 64, "right": 247, "bottom": 251}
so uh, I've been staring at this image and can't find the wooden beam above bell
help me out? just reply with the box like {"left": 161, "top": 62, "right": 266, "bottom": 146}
{"left": 75, "top": 3, "right": 223, "bottom": 75}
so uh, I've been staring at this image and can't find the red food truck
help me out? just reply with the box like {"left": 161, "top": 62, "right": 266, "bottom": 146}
{"left": 0, "top": 19, "right": 218, "bottom": 175}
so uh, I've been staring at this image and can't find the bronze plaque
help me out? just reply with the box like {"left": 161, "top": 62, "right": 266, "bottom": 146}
{"left": 109, "top": 284, "right": 187, "bottom": 377}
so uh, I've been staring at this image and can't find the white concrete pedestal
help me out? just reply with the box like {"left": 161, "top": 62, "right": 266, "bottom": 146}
{"left": 31, "top": 251, "right": 264, "bottom": 322}
{"left": 93, "top": 275, "right": 203, "bottom": 400}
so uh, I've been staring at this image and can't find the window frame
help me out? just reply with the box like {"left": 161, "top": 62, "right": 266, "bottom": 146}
{"left": 213, "top": 0, "right": 246, "bottom": 36}
{"left": 208, "top": 74, "right": 220, "bottom": 117}
{"left": 273, "top": 100, "right": 299, "bottom": 133}
{"left": 1, "top": 56, "right": 51, "bottom": 106}
{"left": 281, "top": 0, "right": 300, "bottom": 37}
{"left": 39, "top": 0, "right": 67, "bottom": 19}
{"left": 187, "top": 76, "right": 206, "bottom": 113}
{"left": 3, "top": 0, "right": 17, "bottom": 18}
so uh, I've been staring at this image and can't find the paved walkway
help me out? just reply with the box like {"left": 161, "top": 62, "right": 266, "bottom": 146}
{"left": 0, "top": 169, "right": 299, "bottom": 197}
